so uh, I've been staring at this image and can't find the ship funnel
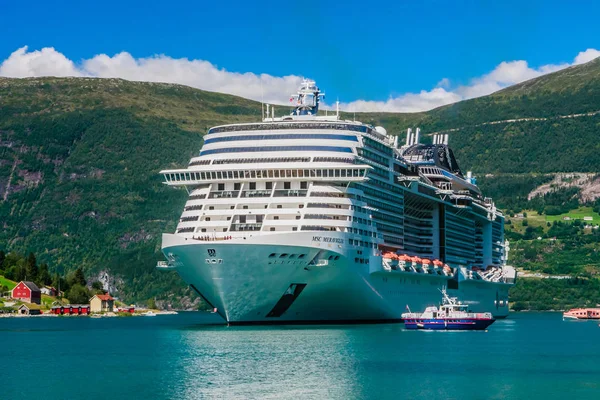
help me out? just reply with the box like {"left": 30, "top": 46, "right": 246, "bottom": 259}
{"left": 444, "top": 134, "right": 449, "bottom": 145}
{"left": 433, "top": 134, "right": 438, "bottom": 144}
{"left": 415, "top": 128, "right": 421, "bottom": 144}
{"left": 393, "top": 135, "right": 398, "bottom": 148}
{"left": 406, "top": 128, "right": 412, "bottom": 146}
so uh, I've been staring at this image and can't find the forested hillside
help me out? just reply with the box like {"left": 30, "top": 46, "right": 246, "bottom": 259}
{"left": 1, "top": 57, "right": 599, "bottom": 307}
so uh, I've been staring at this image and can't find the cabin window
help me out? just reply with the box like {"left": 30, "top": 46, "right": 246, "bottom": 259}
{"left": 266, "top": 182, "right": 273, "bottom": 190}
{"left": 218, "top": 183, "right": 225, "bottom": 191}
{"left": 284, "top": 182, "right": 291, "bottom": 190}
{"left": 249, "top": 182, "right": 256, "bottom": 190}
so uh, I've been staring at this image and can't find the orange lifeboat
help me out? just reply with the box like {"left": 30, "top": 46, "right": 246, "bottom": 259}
{"left": 433, "top": 259, "right": 444, "bottom": 267}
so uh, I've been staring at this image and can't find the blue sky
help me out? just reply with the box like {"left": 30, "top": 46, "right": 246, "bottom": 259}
{"left": 1, "top": 0, "right": 599, "bottom": 111}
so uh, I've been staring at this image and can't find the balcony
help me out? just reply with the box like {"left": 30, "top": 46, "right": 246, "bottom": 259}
{"left": 240, "top": 190, "right": 272, "bottom": 198}
{"left": 208, "top": 190, "right": 239, "bottom": 199}
{"left": 273, "top": 189, "right": 308, "bottom": 197}
{"left": 230, "top": 223, "right": 263, "bottom": 232}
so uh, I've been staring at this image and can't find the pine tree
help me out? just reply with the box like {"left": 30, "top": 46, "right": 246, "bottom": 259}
{"left": 73, "top": 268, "right": 86, "bottom": 286}
{"left": 38, "top": 263, "right": 52, "bottom": 286}
{"left": 25, "top": 252, "right": 38, "bottom": 282}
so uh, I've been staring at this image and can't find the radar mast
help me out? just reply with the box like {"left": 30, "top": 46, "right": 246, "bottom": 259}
{"left": 289, "top": 79, "right": 325, "bottom": 116}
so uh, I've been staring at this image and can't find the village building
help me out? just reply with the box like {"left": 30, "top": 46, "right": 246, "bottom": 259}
{"left": 90, "top": 294, "right": 115, "bottom": 313}
{"left": 51, "top": 304, "right": 90, "bottom": 315}
{"left": 40, "top": 286, "right": 57, "bottom": 296}
{"left": 18, "top": 303, "right": 42, "bottom": 315}
{"left": 11, "top": 281, "right": 41, "bottom": 304}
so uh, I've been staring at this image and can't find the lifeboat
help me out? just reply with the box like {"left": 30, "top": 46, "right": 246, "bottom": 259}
{"left": 433, "top": 259, "right": 444, "bottom": 267}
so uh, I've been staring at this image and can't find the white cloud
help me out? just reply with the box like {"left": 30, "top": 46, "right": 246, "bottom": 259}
{"left": 0, "top": 46, "right": 82, "bottom": 78}
{"left": 574, "top": 48, "right": 600, "bottom": 65}
{"left": 1, "top": 45, "right": 598, "bottom": 113}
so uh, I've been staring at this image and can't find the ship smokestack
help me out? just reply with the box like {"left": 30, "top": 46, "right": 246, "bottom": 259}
{"left": 415, "top": 128, "right": 421, "bottom": 144}
{"left": 406, "top": 128, "right": 412, "bottom": 146}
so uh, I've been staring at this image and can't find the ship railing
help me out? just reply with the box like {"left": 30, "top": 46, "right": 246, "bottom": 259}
{"left": 208, "top": 190, "right": 240, "bottom": 199}
{"left": 230, "top": 223, "right": 262, "bottom": 232}
{"left": 240, "top": 190, "right": 272, "bottom": 198}
{"left": 273, "top": 189, "right": 308, "bottom": 197}
{"left": 401, "top": 312, "right": 423, "bottom": 319}
{"left": 192, "top": 235, "right": 235, "bottom": 241}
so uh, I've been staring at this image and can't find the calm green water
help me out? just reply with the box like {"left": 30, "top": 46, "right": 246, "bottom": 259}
{"left": 1, "top": 312, "right": 598, "bottom": 399}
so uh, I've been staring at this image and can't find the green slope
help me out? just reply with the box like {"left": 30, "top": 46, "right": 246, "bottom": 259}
{"left": 1, "top": 57, "right": 599, "bottom": 304}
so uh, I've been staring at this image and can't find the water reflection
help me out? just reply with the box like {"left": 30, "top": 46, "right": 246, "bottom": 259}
{"left": 172, "top": 325, "right": 362, "bottom": 399}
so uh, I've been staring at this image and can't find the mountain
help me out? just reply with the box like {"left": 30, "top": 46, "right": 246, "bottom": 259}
{"left": 357, "top": 57, "right": 600, "bottom": 174}
{"left": 1, "top": 57, "right": 599, "bottom": 305}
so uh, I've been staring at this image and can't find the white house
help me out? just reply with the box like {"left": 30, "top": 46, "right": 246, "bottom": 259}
{"left": 40, "top": 287, "right": 57, "bottom": 296}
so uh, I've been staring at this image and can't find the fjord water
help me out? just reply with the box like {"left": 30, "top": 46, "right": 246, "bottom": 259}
{"left": 2, "top": 313, "right": 598, "bottom": 399}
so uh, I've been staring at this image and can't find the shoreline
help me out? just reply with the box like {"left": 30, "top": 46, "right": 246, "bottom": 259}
{"left": 0, "top": 310, "right": 179, "bottom": 318}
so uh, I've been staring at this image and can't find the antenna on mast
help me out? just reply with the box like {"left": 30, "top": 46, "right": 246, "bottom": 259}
{"left": 261, "top": 80, "right": 264, "bottom": 120}
{"left": 336, "top": 99, "right": 340, "bottom": 119}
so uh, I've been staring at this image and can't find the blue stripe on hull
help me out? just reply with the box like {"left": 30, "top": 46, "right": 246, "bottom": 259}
{"left": 404, "top": 319, "right": 495, "bottom": 330}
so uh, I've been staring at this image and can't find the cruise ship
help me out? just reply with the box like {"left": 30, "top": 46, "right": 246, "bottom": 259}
{"left": 157, "top": 80, "right": 516, "bottom": 324}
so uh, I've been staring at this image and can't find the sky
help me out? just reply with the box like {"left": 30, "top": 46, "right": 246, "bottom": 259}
{"left": 1, "top": 0, "right": 599, "bottom": 112}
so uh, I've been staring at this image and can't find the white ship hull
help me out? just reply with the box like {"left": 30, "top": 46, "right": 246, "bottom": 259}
{"left": 162, "top": 232, "right": 511, "bottom": 324}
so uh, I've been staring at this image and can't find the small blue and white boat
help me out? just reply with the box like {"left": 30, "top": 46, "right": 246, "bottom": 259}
{"left": 402, "top": 288, "right": 495, "bottom": 331}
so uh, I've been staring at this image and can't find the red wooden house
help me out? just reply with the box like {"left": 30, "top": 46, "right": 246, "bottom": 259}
{"left": 50, "top": 304, "right": 90, "bottom": 315}
{"left": 11, "top": 281, "right": 42, "bottom": 304}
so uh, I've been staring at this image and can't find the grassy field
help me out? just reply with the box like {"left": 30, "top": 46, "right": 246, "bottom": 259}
{"left": 545, "top": 206, "right": 600, "bottom": 223}
{"left": 0, "top": 275, "right": 17, "bottom": 290}
{"left": 508, "top": 207, "right": 600, "bottom": 235}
